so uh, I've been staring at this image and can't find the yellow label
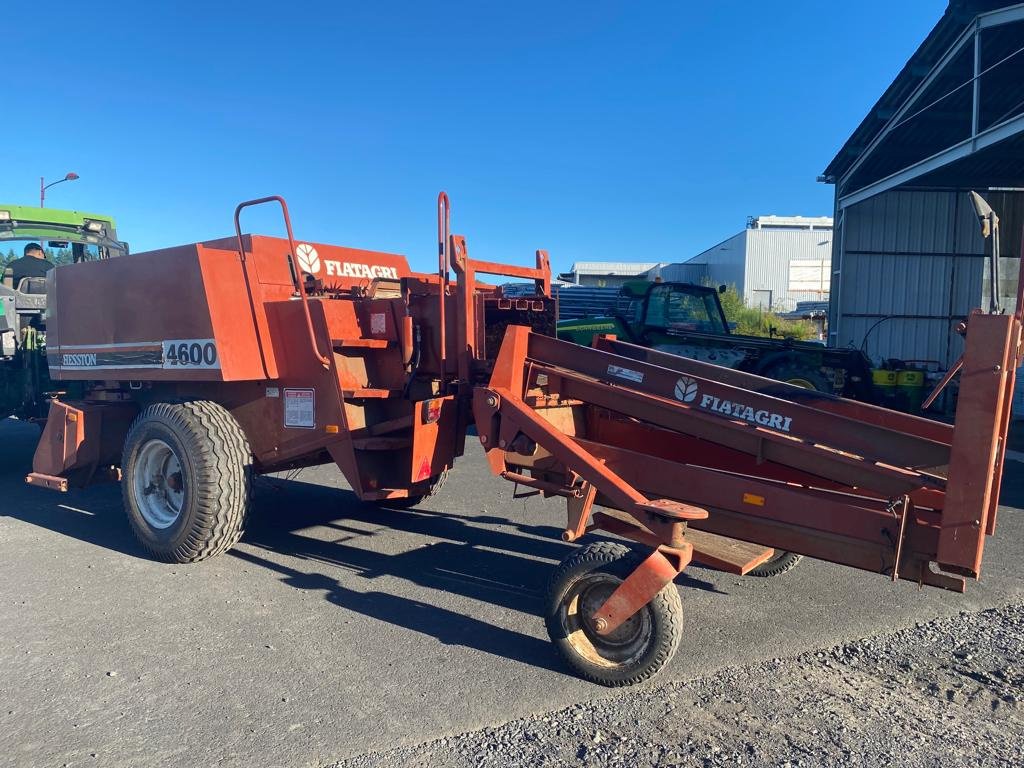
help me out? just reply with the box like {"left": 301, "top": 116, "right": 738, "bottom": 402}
{"left": 742, "top": 492, "right": 765, "bottom": 506}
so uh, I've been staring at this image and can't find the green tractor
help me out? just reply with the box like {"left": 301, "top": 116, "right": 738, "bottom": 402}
{"left": 1, "top": 204, "right": 127, "bottom": 420}
{"left": 557, "top": 280, "right": 876, "bottom": 399}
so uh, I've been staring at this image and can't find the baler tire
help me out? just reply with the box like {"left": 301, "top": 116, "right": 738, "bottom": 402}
{"left": 379, "top": 468, "right": 448, "bottom": 509}
{"left": 545, "top": 541, "right": 683, "bottom": 687}
{"left": 762, "top": 363, "right": 829, "bottom": 393}
{"left": 748, "top": 550, "right": 803, "bottom": 577}
{"left": 122, "top": 400, "right": 253, "bottom": 564}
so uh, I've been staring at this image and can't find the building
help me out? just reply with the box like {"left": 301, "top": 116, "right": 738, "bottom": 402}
{"left": 822, "top": 0, "right": 1023, "bottom": 391}
{"left": 557, "top": 261, "right": 664, "bottom": 288}
{"left": 670, "top": 215, "right": 834, "bottom": 312}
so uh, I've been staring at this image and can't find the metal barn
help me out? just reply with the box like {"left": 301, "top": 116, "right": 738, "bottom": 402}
{"left": 822, "top": 0, "right": 1024, "bottom": 417}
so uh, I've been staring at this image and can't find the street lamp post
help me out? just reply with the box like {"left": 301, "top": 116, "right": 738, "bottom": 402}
{"left": 40, "top": 172, "right": 79, "bottom": 208}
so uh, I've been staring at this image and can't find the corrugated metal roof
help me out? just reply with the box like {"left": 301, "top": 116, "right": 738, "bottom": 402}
{"left": 824, "top": 1, "right": 1013, "bottom": 181}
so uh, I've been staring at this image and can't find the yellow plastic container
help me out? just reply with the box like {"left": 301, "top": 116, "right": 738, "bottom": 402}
{"left": 896, "top": 369, "right": 925, "bottom": 412}
{"left": 872, "top": 369, "right": 897, "bottom": 407}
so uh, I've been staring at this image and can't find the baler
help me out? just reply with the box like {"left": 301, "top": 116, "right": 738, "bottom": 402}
{"left": 25, "top": 194, "right": 1022, "bottom": 686}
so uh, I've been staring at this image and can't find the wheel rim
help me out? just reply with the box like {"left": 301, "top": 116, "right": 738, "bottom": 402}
{"left": 561, "top": 573, "right": 653, "bottom": 668}
{"left": 133, "top": 438, "right": 186, "bottom": 530}
{"left": 785, "top": 377, "right": 817, "bottom": 390}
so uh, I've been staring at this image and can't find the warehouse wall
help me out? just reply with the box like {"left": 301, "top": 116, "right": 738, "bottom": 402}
{"left": 743, "top": 228, "right": 833, "bottom": 312}
{"left": 657, "top": 262, "right": 709, "bottom": 284}
{"left": 686, "top": 232, "right": 747, "bottom": 296}
{"left": 829, "top": 188, "right": 1024, "bottom": 368}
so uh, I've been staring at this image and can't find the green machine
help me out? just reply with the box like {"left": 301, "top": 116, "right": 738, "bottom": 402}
{"left": 1, "top": 205, "right": 128, "bottom": 420}
{"left": 557, "top": 280, "right": 877, "bottom": 400}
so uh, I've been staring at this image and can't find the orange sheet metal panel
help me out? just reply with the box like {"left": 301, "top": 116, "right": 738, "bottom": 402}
{"left": 46, "top": 235, "right": 412, "bottom": 384}
{"left": 937, "top": 313, "right": 1018, "bottom": 576}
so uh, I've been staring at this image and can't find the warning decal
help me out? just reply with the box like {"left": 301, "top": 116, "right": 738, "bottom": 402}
{"left": 284, "top": 388, "right": 316, "bottom": 429}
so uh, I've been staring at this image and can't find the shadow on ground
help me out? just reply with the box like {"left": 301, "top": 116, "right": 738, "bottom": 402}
{"left": 0, "top": 418, "right": 721, "bottom": 674}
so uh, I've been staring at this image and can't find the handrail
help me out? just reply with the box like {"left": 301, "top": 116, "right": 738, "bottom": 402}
{"left": 233, "top": 196, "right": 331, "bottom": 369}
{"left": 437, "top": 191, "right": 451, "bottom": 390}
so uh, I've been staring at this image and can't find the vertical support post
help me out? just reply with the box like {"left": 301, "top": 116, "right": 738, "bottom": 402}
{"left": 437, "top": 192, "right": 451, "bottom": 391}
{"left": 450, "top": 234, "right": 476, "bottom": 388}
{"left": 938, "top": 313, "right": 1016, "bottom": 574}
{"left": 972, "top": 24, "right": 981, "bottom": 145}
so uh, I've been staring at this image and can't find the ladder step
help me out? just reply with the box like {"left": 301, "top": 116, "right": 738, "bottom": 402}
{"left": 686, "top": 529, "right": 776, "bottom": 575}
{"left": 333, "top": 338, "right": 391, "bottom": 349}
{"left": 637, "top": 498, "right": 708, "bottom": 521}
{"left": 340, "top": 388, "right": 400, "bottom": 399}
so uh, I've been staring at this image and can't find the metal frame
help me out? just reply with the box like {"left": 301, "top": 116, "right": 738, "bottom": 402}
{"left": 474, "top": 292, "right": 1020, "bottom": 632}
{"left": 838, "top": 3, "right": 1024, "bottom": 209}
{"left": 24, "top": 189, "right": 1023, "bottom": 679}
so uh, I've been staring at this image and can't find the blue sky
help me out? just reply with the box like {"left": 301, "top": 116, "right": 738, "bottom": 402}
{"left": 3, "top": 1, "right": 943, "bottom": 273}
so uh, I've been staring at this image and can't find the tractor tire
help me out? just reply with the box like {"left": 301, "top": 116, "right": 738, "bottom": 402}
{"left": 748, "top": 550, "right": 804, "bottom": 577}
{"left": 378, "top": 468, "right": 449, "bottom": 509}
{"left": 545, "top": 542, "right": 683, "bottom": 687}
{"left": 122, "top": 400, "right": 253, "bottom": 563}
{"left": 762, "top": 362, "right": 830, "bottom": 392}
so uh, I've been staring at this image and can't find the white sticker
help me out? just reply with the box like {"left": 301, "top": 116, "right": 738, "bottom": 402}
{"left": 284, "top": 388, "right": 316, "bottom": 429}
{"left": 266, "top": 387, "right": 280, "bottom": 398}
{"left": 163, "top": 339, "right": 219, "bottom": 369}
{"left": 370, "top": 312, "right": 386, "bottom": 334}
{"left": 607, "top": 364, "right": 644, "bottom": 384}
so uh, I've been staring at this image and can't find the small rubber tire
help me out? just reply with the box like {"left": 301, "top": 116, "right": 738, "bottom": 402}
{"left": 378, "top": 468, "right": 448, "bottom": 510}
{"left": 122, "top": 400, "right": 253, "bottom": 563}
{"left": 762, "top": 363, "right": 830, "bottom": 392}
{"left": 748, "top": 550, "right": 804, "bottom": 577}
{"left": 545, "top": 541, "right": 683, "bottom": 687}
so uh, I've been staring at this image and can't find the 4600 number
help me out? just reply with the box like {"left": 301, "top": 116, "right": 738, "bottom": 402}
{"left": 162, "top": 339, "right": 219, "bottom": 369}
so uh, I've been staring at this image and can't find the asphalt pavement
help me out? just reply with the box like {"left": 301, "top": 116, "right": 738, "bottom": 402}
{"left": 1, "top": 417, "right": 1023, "bottom": 768}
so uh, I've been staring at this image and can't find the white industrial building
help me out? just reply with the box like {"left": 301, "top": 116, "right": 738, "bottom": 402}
{"left": 557, "top": 261, "right": 664, "bottom": 288}
{"left": 664, "top": 215, "right": 834, "bottom": 312}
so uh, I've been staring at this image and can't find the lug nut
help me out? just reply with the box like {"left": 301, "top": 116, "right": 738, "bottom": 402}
{"left": 594, "top": 617, "right": 609, "bottom": 632}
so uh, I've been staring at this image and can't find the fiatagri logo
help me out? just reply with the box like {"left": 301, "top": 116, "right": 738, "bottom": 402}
{"left": 295, "top": 243, "right": 400, "bottom": 280}
{"left": 674, "top": 376, "right": 793, "bottom": 433}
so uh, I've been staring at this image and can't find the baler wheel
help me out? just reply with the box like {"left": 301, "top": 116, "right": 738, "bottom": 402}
{"left": 748, "top": 550, "right": 803, "bottom": 577}
{"left": 122, "top": 400, "right": 253, "bottom": 563}
{"left": 379, "top": 468, "right": 449, "bottom": 509}
{"left": 545, "top": 542, "right": 683, "bottom": 687}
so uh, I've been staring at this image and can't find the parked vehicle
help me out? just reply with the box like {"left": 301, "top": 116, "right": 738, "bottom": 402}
{"left": 557, "top": 280, "right": 876, "bottom": 399}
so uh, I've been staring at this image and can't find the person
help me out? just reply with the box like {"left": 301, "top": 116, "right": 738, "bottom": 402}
{"left": 7, "top": 243, "right": 55, "bottom": 287}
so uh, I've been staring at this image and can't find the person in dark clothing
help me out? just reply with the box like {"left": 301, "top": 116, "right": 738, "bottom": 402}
{"left": 6, "top": 243, "right": 55, "bottom": 287}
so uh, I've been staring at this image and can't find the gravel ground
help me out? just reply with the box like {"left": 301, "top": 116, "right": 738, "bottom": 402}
{"left": 332, "top": 602, "right": 1024, "bottom": 768}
